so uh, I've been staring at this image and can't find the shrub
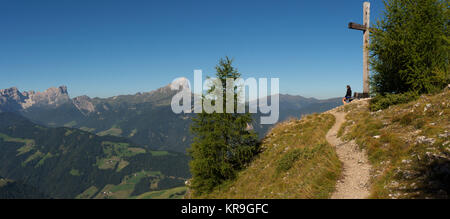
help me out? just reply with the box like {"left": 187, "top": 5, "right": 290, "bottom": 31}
{"left": 369, "top": 92, "right": 419, "bottom": 111}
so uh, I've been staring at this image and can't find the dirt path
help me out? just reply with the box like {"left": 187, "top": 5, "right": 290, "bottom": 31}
{"left": 326, "top": 111, "right": 371, "bottom": 199}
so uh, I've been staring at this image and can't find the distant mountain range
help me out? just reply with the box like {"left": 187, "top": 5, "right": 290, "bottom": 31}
{"left": 0, "top": 82, "right": 342, "bottom": 199}
{"left": 0, "top": 83, "right": 342, "bottom": 153}
{"left": 0, "top": 83, "right": 193, "bottom": 153}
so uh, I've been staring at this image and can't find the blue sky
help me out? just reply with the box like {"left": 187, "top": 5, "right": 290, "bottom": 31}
{"left": 0, "top": 0, "right": 384, "bottom": 99}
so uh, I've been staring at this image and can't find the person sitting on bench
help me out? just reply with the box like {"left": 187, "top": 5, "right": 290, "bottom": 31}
{"left": 342, "top": 85, "right": 353, "bottom": 104}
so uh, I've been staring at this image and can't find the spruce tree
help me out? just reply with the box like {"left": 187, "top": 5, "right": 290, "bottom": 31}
{"left": 370, "top": 0, "right": 449, "bottom": 95}
{"left": 188, "top": 57, "right": 259, "bottom": 196}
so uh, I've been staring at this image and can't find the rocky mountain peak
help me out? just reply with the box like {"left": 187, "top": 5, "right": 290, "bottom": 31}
{"left": 170, "top": 77, "right": 190, "bottom": 91}
{"left": 40, "top": 86, "right": 68, "bottom": 96}
{"left": 0, "top": 87, "right": 27, "bottom": 112}
{"left": 73, "top": 95, "right": 95, "bottom": 115}
{"left": 146, "top": 78, "right": 190, "bottom": 97}
{"left": 0, "top": 87, "right": 24, "bottom": 101}
{"left": 0, "top": 85, "right": 71, "bottom": 111}
{"left": 27, "top": 85, "right": 70, "bottom": 108}
{"left": 0, "top": 87, "right": 18, "bottom": 93}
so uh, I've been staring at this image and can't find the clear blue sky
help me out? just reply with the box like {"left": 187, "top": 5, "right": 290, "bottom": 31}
{"left": 0, "top": 0, "right": 384, "bottom": 99}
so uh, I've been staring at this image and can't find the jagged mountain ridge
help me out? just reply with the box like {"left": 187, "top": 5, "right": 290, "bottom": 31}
{"left": 0, "top": 86, "right": 70, "bottom": 111}
{"left": 0, "top": 79, "right": 189, "bottom": 114}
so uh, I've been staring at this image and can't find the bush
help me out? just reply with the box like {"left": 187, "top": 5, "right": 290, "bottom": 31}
{"left": 369, "top": 92, "right": 419, "bottom": 111}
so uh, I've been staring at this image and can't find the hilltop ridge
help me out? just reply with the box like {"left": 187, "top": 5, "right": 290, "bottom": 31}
{"left": 193, "top": 86, "right": 450, "bottom": 199}
{"left": 338, "top": 87, "right": 450, "bottom": 199}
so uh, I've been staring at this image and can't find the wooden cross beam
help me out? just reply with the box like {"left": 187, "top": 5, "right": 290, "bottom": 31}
{"left": 348, "top": 2, "right": 370, "bottom": 97}
{"left": 348, "top": 22, "right": 367, "bottom": 31}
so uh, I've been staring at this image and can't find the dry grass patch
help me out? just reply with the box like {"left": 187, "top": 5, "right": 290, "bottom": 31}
{"left": 341, "top": 89, "right": 450, "bottom": 199}
{"left": 199, "top": 113, "right": 342, "bottom": 199}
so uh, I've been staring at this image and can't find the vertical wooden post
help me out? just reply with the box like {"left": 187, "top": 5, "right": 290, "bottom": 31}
{"left": 363, "top": 2, "right": 370, "bottom": 95}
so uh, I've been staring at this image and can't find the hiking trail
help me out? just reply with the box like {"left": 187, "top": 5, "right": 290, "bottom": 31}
{"left": 326, "top": 110, "right": 371, "bottom": 199}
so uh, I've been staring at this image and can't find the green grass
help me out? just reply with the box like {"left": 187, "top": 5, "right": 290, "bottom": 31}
{"left": 64, "top": 121, "right": 77, "bottom": 128}
{"left": 22, "top": 150, "right": 44, "bottom": 166}
{"left": 98, "top": 126, "right": 122, "bottom": 137}
{"left": 116, "top": 160, "right": 129, "bottom": 172}
{"left": 134, "top": 186, "right": 187, "bottom": 199}
{"left": 124, "top": 171, "right": 152, "bottom": 184}
{"left": 95, "top": 142, "right": 148, "bottom": 171}
{"left": 101, "top": 141, "right": 146, "bottom": 157}
{"left": 0, "top": 133, "right": 36, "bottom": 156}
{"left": 96, "top": 156, "right": 120, "bottom": 170}
{"left": 276, "top": 144, "right": 324, "bottom": 175}
{"left": 76, "top": 186, "right": 98, "bottom": 199}
{"left": 110, "top": 183, "right": 134, "bottom": 193}
{"left": 275, "top": 149, "right": 302, "bottom": 174}
{"left": 70, "top": 169, "right": 81, "bottom": 176}
{"left": 93, "top": 171, "right": 163, "bottom": 199}
{"left": 79, "top": 127, "right": 96, "bottom": 132}
{"left": 35, "top": 152, "right": 54, "bottom": 168}
{"left": 150, "top": 150, "right": 170, "bottom": 156}
{"left": 128, "top": 147, "right": 146, "bottom": 154}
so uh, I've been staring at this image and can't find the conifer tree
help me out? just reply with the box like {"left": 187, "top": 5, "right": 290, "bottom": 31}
{"left": 370, "top": 0, "right": 449, "bottom": 95}
{"left": 188, "top": 57, "right": 259, "bottom": 196}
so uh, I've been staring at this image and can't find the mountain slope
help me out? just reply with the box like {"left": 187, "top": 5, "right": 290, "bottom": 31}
{"left": 0, "top": 85, "right": 341, "bottom": 153}
{"left": 0, "top": 112, "right": 190, "bottom": 199}
{"left": 196, "top": 87, "right": 450, "bottom": 199}
{"left": 0, "top": 177, "right": 50, "bottom": 199}
{"left": 198, "top": 113, "right": 342, "bottom": 199}
{"left": 0, "top": 84, "right": 194, "bottom": 153}
{"left": 338, "top": 88, "right": 450, "bottom": 199}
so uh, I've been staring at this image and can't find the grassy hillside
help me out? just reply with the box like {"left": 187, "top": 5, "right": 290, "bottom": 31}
{"left": 197, "top": 113, "right": 342, "bottom": 199}
{"left": 339, "top": 88, "right": 450, "bottom": 199}
{"left": 190, "top": 87, "right": 450, "bottom": 199}
{"left": 0, "top": 112, "right": 190, "bottom": 199}
{"left": 22, "top": 102, "right": 194, "bottom": 153}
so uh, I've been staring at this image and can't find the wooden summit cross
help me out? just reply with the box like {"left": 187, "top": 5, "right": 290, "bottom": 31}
{"left": 349, "top": 2, "right": 370, "bottom": 98}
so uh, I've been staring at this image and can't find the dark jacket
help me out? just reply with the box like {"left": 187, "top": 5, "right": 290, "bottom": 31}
{"left": 345, "top": 88, "right": 352, "bottom": 97}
